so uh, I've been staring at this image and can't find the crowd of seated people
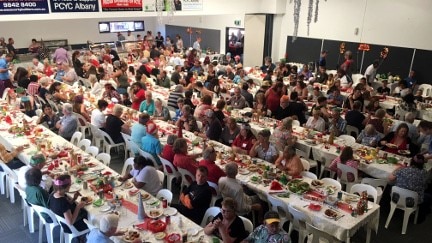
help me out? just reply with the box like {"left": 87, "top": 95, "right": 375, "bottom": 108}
{"left": 2, "top": 33, "right": 432, "bottom": 241}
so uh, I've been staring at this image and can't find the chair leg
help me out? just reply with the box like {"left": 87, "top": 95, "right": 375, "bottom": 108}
{"left": 28, "top": 207, "right": 35, "bottom": 233}
{"left": 414, "top": 207, "right": 419, "bottom": 224}
{"left": 38, "top": 220, "right": 44, "bottom": 243}
{"left": 402, "top": 210, "right": 414, "bottom": 234}
{"left": 23, "top": 199, "right": 27, "bottom": 227}
{"left": 385, "top": 204, "right": 397, "bottom": 229}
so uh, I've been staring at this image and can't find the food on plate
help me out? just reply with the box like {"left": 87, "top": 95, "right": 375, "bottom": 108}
{"left": 123, "top": 181, "right": 133, "bottom": 189}
{"left": 325, "top": 185, "right": 337, "bottom": 195}
{"left": 124, "top": 230, "right": 140, "bottom": 242}
{"left": 276, "top": 192, "right": 290, "bottom": 198}
{"left": 398, "top": 150, "right": 410, "bottom": 155}
{"left": 311, "top": 180, "right": 324, "bottom": 187}
{"left": 155, "top": 232, "right": 167, "bottom": 240}
{"left": 308, "top": 203, "right": 322, "bottom": 211}
{"left": 250, "top": 176, "right": 262, "bottom": 183}
{"left": 344, "top": 195, "right": 360, "bottom": 203}
{"left": 81, "top": 196, "right": 93, "bottom": 204}
{"left": 248, "top": 165, "right": 259, "bottom": 172}
{"left": 270, "top": 180, "right": 283, "bottom": 190}
{"left": 324, "top": 209, "right": 338, "bottom": 218}
{"left": 385, "top": 143, "right": 398, "bottom": 149}
{"left": 92, "top": 198, "right": 104, "bottom": 207}
{"left": 149, "top": 210, "right": 162, "bottom": 218}
{"left": 387, "top": 157, "right": 398, "bottom": 164}
{"left": 141, "top": 193, "right": 150, "bottom": 200}
{"left": 166, "top": 233, "right": 181, "bottom": 243}
{"left": 147, "top": 220, "right": 167, "bottom": 233}
{"left": 288, "top": 180, "right": 310, "bottom": 194}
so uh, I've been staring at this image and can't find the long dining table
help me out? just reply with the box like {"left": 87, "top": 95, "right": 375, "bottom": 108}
{"left": 0, "top": 105, "right": 213, "bottom": 243}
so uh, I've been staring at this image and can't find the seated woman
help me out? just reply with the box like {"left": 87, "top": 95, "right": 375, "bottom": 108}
{"left": 329, "top": 146, "right": 359, "bottom": 182}
{"left": 380, "top": 123, "right": 416, "bottom": 155}
{"left": 37, "top": 104, "right": 60, "bottom": 132}
{"left": 254, "top": 92, "right": 267, "bottom": 116}
{"left": 275, "top": 146, "right": 304, "bottom": 177}
{"left": 25, "top": 167, "right": 49, "bottom": 207}
{"left": 204, "top": 197, "right": 249, "bottom": 243}
{"left": 232, "top": 124, "right": 256, "bottom": 155}
{"left": 357, "top": 124, "right": 382, "bottom": 147}
{"left": 249, "top": 129, "right": 278, "bottom": 163}
{"left": 48, "top": 175, "right": 88, "bottom": 232}
{"left": 105, "top": 104, "right": 130, "bottom": 143}
{"left": 102, "top": 83, "right": 122, "bottom": 103}
{"left": 173, "top": 138, "right": 199, "bottom": 176}
{"left": 161, "top": 134, "right": 178, "bottom": 163}
{"left": 193, "top": 94, "right": 213, "bottom": 122}
{"left": 118, "top": 156, "right": 161, "bottom": 196}
{"left": 305, "top": 108, "right": 326, "bottom": 132}
{"left": 89, "top": 74, "right": 103, "bottom": 98}
{"left": 365, "top": 108, "right": 388, "bottom": 134}
{"left": 72, "top": 95, "right": 91, "bottom": 123}
{"left": 388, "top": 154, "right": 430, "bottom": 219}
{"left": 16, "top": 87, "right": 36, "bottom": 117}
{"left": 175, "top": 104, "right": 199, "bottom": 133}
{"left": 220, "top": 117, "right": 240, "bottom": 146}
{"left": 153, "top": 98, "right": 171, "bottom": 121}
{"left": 365, "top": 97, "right": 381, "bottom": 114}
{"left": 48, "top": 82, "right": 68, "bottom": 104}
{"left": 271, "top": 117, "right": 298, "bottom": 152}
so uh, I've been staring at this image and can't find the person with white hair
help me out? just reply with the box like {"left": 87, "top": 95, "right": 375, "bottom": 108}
{"left": 87, "top": 214, "right": 138, "bottom": 243}
{"left": 105, "top": 104, "right": 130, "bottom": 143}
{"left": 139, "top": 90, "right": 155, "bottom": 115}
{"left": 55, "top": 103, "right": 78, "bottom": 141}
{"left": 391, "top": 112, "right": 419, "bottom": 143}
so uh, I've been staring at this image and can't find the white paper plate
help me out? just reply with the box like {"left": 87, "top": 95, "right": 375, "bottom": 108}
{"left": 238, "top": 169, "right": 250, "bottom": 175}
{"left": 100, "top": 205, "right": 112, "bottom": 212}
{"left": 68, "top": 184, "right": 81, "bottom": 193}
{"left": 187, "top": 228, "right": 200, "bottom": 236}
{"left": 164, "top": 207, "right": 178, "bottom": 216}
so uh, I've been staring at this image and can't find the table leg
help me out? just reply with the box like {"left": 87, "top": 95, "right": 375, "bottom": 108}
{"left": 366, "top": 227, "right": 372, "bottom": 243}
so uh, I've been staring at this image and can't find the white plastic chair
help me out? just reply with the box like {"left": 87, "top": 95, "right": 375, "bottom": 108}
{"left": 89, "top": 123, "right": 104, "bottom": 148}
{"left": 295, "top": 148, "right": 318, "bottom": 171}
{"left": 156, "top": 189, "right": 173, "bottom": 204}
{"left": 30, "top": 204, "right": 59, "bottom": 243}
{"left": 345, "top": 125, "right": 359, "bottom": 138}
{"left": 300, "top": 158, "right": 310, "bottom": 171}
{"left": 73, "top": 113, "right": 90, "bottom": 137}
{"left": 96, "top": 153, "right": 111, "bottom": 166}
{"left": 159, "top": 155, "right": 181, "bottom": 192}
{"left": 54, "top": 214, "right": 90, "bottom": 243}
{"left": 99, "top": 129, "right": 126, "bottom": 157}
{"left": 350, "top": 184, "right": 378, "bottom": 203}
{"left": 361, "top": 178, "right": 387, "bottom": 204}
{"left": 336, "top": 163, "right": 360, "bottom": 192}
{"left": 122, "top": 157, "right": 135, "bottom": 175}
{"left": 86, "top": 146, "right": 99, "bottom": 157}
{"left": 300, "top": 171, "right": 318, "bottom": 180}
{"left": 47, "top": 99, "right": 60, "bottom": 114}
{"left": 70, "top": 131, "right": 83, "bottom": 146}
{"left": 138, "top": 149, "right": 160, "bottom": 169}
{"left": 15, "top": 185, "right": 35, "bottom": 233}
{"left": 207, "top": 181, "right": 222, "bottom": 207}
{"left": 385, "top": 186, "right": 419, "bottom": 234}
{"left": 240, "top": 216, "right": 254, "bottom": 233}
{"left": 288, "top": 204, "right": 311, "bottom": 243}
{"left": 121, "top": 132, "right": 138, "bottom": 158}
{"left": 2, "top": 87, "right": 10, "bottom": 100}
{"left": 338, "top": 135, "right": 356, "bottom": 146}
{"left": 267, "top": 195, "right": 291, "bottom": 230}
{"left": 197, "top": 120, "right": 203, "bottom": 130}
{"left": 200, "top": 206, "right": 221, "bottom": 227}
{"left": 418, "top": 84, "right": 432, "bottom": 97}
{"left": 321, "top": 178, "right": 342, "bottom": 192}
{"left": 157, "top": 170, "right": 165, "bottom": 185}
{"left": 292, "top": 120, "right": 300, "bottom": 127}
{"left": 83, "top": 218, "right": 97, "bottom": 230}
{"left": 77, "top": 139, "right": 91, "bottom": 152}
{"left": 178, "top": 168, "right": 196, "bottom": 190}
{"left": 0, "top": 165, "right": 6, "bottom": 195}
{"left": 306, "top": 222, "right": 342, "bottom": 243}
{"left": 0, "top": 161, "right": 18, "bottom": 203}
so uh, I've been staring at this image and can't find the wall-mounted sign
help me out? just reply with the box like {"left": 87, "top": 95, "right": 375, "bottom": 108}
{"left": 50, "top": 0, "right": 99, "bottom": 12}
{"left": 181, "top": 0, "right": 203, "bottom": 11}
{"left": 101, "top": 0, "right": 142, "bottom": 11}
{"left": 0, "top": 0, "right": 49, "bottom": 15}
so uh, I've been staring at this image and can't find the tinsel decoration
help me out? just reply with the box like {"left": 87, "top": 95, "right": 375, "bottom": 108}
{"left": 314, "top": 0, "right": 319, "bottom": 22}
{"left": 292, "top": 0, "right": 301, "bottom": 42}
{"left": 380, "top": 47, "right": 389, "bottom": 59}
{"left": 307, "top": 0, "right": 314, "bottom": 36}
{"left": 339, "top": 42, "right": 346, "bottom": 54}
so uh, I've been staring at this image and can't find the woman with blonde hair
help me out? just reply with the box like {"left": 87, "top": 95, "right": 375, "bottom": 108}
{"left": 275, "top": 146, "right": 304, "bottom": 176}
{"left": 271, "top": 117, "right": 297, "bottom": 151}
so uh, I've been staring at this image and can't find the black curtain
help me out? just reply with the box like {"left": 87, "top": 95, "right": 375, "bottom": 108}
{"left": 263, "top": 14, "right": 274, "bottom": 64}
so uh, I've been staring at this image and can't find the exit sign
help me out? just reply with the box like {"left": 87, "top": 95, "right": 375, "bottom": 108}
{"left": 234, "top": 20, "right": 241, "bottom": 26}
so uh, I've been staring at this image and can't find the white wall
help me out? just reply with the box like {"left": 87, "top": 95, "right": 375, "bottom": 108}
{"left": 0, "top": 17, "right": 156, "bottom": 49}
{"left": 273, "top": 0, "right": 432, "bottom": 60}
{"left": 244, "top": 15, "right": 266, "bottom": 67}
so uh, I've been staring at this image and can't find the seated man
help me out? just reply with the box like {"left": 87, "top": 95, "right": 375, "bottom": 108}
{"left": 173, "top": 166, "right": 212, "bottom": 224}
{"left": 141, "top": 122, "right": 163, "bottom": 166}
{"left": 243, "top": 211, "right": 290, "bottom": 243}
{"left": 376, "top": 80, "right": 390, "bottom": 95}
{"left": 328, "top": 108, "right": 347, "bottom": 136}
{"left": 55, "top": 103, "right": 78, "bottom": 141}
{"left": 273, "top": 95, "right": 290, "bottom": 121}
{"left": 345, "top": 100, "right": 366, "bottom": 132}
{"left": 219, "top": 162, "right": 262, "bottom": 218}
{"left": 227, "top": 87, "right": 247, "bottom": 109}
{"left": 249, "top": 130, "right": 278, "bottom": 163}
{"left": 16, "top": 154, "right": 52, "bottom": 191}
{"left": 327, "top": 89, "right": 344, "bottom": 107}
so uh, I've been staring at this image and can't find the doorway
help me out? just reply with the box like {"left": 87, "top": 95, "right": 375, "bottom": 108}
{"left": 225, "top": 27, "right": 244, "bottom": 58}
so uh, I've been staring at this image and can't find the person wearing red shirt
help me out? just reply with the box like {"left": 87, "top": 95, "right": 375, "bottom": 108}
{"left": 265, "top": 82, "right": 283, "bottom": 115}
{"left": 161, "top": 134, "right": 177, "bottom": 163}
{"left": 130, "top": 82, "right": 146, "bottom": 111}
{"left": 199, "top": 147, "right": 226, "bottom": 185}
{"left": 173, "top": 138, "right": 200, "bottom": 176}
{"left": 232, "top": 124, "right": 256, "bottom": 155}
